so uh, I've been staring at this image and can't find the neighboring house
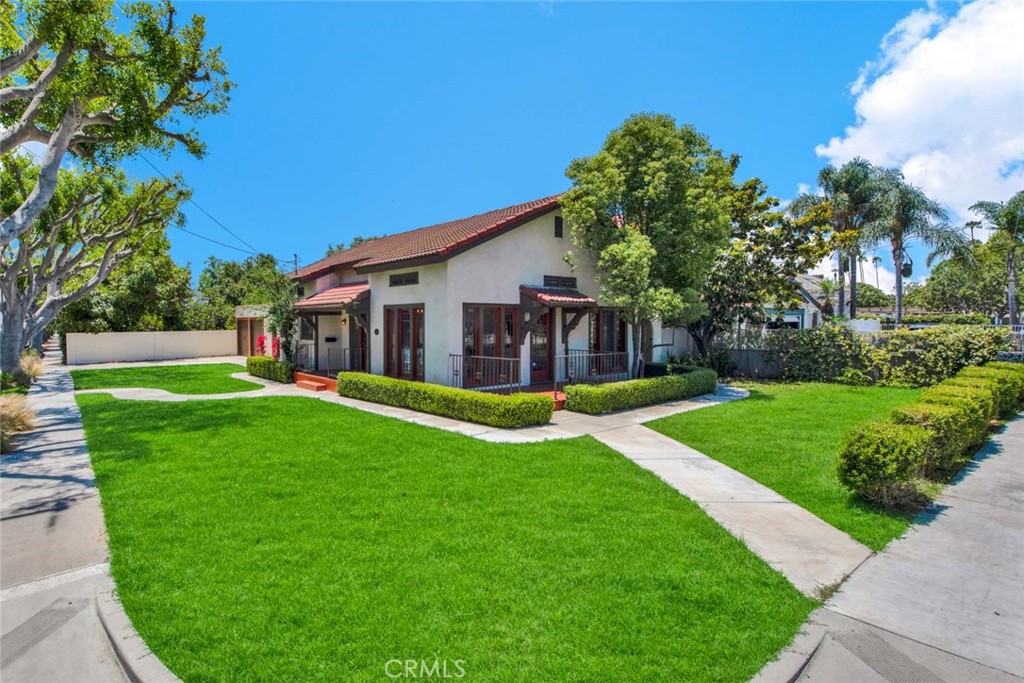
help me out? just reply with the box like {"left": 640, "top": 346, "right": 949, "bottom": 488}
{"left": 241, "top": 195, "right": 664, "bottom": 391}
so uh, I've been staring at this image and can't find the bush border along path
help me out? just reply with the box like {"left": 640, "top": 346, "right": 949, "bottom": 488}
{"left": 564, "top": 369, "right": 717, "bottom": 415}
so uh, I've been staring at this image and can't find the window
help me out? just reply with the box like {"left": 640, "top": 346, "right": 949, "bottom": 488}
{"left": 462, "top": 305, "right": 519, "bottom": 359}
{"left": 554, "top": 215, "right": 564, "bottom": 239}
{"left": 384, "top": 305, "right": 424, "bottom": 380}
{"left": 296, "top": 285, "right": 306, "bottom": 297}
{"left": 389, "top": 272, "right": 419, "bottom": 287}
{"left": 299, "top": 317, "right": 315, "bottom": 341}
{"left": 590, "top": 309, "right": 627, "bottom": 354}
{"left": 543, "top": 275, "right": 577, "bottom": 289}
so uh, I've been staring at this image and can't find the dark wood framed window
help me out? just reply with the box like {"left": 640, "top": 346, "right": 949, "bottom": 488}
{"left": 389, "top": 272, "right": 419, "bottom": 287}
{"left": 384, "top": 304, "right": 424, "bottom": 381}
{"left": 554, "top": 215, "right": 564, "bottom": 238}
{"left": 590, "top": 309, "right": 627, "bottom": 353}
{"left": 543, "top": 275, "right": 577, "bottom": 288}
{"left": 462, "top": 304, "right": 519, "bottom": 387}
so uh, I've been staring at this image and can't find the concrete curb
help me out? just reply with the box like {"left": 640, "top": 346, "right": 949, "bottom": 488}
{"left": 95, "top": 587, "right": 181, "bottom": 683}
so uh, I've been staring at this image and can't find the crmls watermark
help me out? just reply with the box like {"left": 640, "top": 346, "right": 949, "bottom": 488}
{"left": 384, "top": 659, "right": 466, "bottom": 679}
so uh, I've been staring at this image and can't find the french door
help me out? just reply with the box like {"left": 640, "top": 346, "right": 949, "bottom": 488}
{"left": 530, "top": 311, "right": 552, "bottom": 383}
{"left": 384, "top": 305, "right": 424, "bottom": 381}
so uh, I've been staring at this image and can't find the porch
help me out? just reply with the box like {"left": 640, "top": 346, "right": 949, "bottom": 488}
{"left": 293, "top": 281, "right": 370, "bottom": 376}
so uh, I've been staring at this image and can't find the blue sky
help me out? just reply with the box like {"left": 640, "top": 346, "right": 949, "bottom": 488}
{"left": 128, "top": 1, "right": 1024, "bottom": 292}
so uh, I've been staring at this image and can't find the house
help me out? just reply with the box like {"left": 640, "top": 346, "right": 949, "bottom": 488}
{"left": 250, "top": 194, "right": 664, "bottom": 392}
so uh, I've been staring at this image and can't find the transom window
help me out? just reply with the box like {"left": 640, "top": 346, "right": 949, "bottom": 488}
{"left": 389, "top": 272, "right": 419, "bottom": 287}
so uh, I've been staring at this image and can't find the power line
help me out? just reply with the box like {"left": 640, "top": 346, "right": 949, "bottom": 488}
{"left": 14, "top": 144, "right": 298, "bottom": 268}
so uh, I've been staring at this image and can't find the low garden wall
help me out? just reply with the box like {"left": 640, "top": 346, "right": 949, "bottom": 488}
{"left": 65, "top": 330, "right": 236, "bottom": 365}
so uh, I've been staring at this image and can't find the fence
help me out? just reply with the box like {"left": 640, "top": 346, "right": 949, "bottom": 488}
{"left": 295, "top": 345, "right": 369, "bottom": 374}
{"left": 553, "top": 350, "right": 630, "bottom": 392}
{"left": 65, "top": 330, "right": 236, "bottom": 365}
{"left": 449, "top": 354, "right": 522, "bottom": 394}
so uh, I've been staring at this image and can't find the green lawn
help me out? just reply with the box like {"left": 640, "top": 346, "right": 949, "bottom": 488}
{"left": 648, "top": 382, "right": 922, "bottom": 551}
{"left": 71, "top": 362, "right": 259, "bottom": 394}
{"left": 78, "top": 394, "right": 815, "bottom": 682}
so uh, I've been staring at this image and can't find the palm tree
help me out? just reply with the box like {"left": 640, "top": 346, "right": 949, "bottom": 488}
{"left": 791, "top": 159, "right": 880, "bottom": 319}
{"left": 861, "top": 170, "right": 963, "bottom": 324}
{"left": 971, "top": 191, "right": 1024, "bottom": 325}
{"left": 817, "top": 277, "right": 838, "bottom": 317}
{"left": 871, "top": 255, "right": 882, "bottom": 288}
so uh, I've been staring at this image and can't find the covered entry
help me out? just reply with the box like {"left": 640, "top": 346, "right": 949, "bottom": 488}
{"left": 293, "top": 282, "right": 371, "bottom": 374}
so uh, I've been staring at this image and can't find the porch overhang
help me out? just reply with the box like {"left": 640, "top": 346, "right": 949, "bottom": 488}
{"left": 518, "top": 285, "right": 597, "bottom": 346}
{"left": 294, "top": 282, "right": 370, "bottom": 316}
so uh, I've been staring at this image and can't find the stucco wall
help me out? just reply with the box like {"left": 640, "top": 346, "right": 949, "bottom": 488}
{"left": 66, "top": 330, "right": 236, "bottom": 365}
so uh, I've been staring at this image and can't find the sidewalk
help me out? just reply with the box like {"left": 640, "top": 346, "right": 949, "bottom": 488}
{"left": 1, "top": 350, "right": 127, "bottom": 682}
{"left": 758, "top": 416, "right": 1024, "bottom": 682}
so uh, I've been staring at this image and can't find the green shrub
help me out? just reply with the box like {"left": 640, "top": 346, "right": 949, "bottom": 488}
{"left": 764, "top": 324, "right": 1009, "bottom": 387}
{"left": 892, "top": 402, "right": 981, "bottom": 478}
{"left": 986, "top": 360, "right": 1024, "bottom": 380}
{"left": 837, "top": 422, "right": 932, "bottom": 509}
{"left": 645, "top": 362, "right": 699, "bottom": 377}
{"left": 690, "top": 349, "right": 737, "bottom": 377}
{"left": 961, "top": 365, "right": 1024, "bottom": 405}
{"left": 337, "top": 373, "right": 553, "bottom": 428}
{"left": 1, "top": 371, "right": 31, "bottom": 394}
{"left": 943, "top": 374, "right": 1019, "bottom": 420}
{"left": 920, "top": 384, "right": 997, "bottom": 422}
{"left": 836, "top": 368, "right": 872, "bottom": 386}
{"left": 869, "top": 312, "right": 991, "bottom": 325}
{"left": 564, "top": 369, "right": 718, "bottom": 415}
{"left": 246, "top": 356, "right": 294, "bottom": 384}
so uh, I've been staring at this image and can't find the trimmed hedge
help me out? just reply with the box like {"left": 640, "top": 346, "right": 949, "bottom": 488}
{"left": 839, "top": 360, "right": 1024, "bottom": 510}
{"left": 764, "top": 323, "right": 1009, "bottom": 387}
{"left": 837, "top": 422, "right": 931, "bottom": 508}
{"left": 337, "top": 373, "right": 553, "bottom": 428}
{"left": 246, "top": 356, "right": 294, "bottom": 384}
{"left": 563, "top": 368, "right": 718, "bottom": 415}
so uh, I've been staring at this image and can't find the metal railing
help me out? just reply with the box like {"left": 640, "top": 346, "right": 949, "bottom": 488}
{"left": 342, "top": 347, "right": 369, "bottom": 373}
{"left": 554, "top": 349, "right": 629, "bottom": 392}
{"left": 449, "top": 354, "right": 521, "bottom": 394}
{"left": 296, "top": 342, "right": 315, "bottom": 370}
{"left": 294, "top": 344, "right": 368, "bottom": 374}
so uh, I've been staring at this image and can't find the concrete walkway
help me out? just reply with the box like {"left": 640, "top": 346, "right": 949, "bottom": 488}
{"left": 592, "top": 426, "right": 872, "bottom": 598}
{"left": 757, "top": 416, "right": 1024, "bottom": 682}
{"left": 1, "top": 351, "right": 126, "bottom": 682}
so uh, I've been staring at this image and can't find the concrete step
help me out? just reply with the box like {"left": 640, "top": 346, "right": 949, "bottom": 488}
{"left": 295, "top": 379, "right": 327, "bottom": 392}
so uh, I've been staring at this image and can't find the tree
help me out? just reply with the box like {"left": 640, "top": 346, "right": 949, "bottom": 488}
{"left": 861, "top": 170, "right": 963, "bottom": 324}
{"left": 325, "top": 242, "right": 345, "bottom": 257}
{"left": 561, "top": 113, "right": 736, "bottom": 372}
{"left": 918, "top": 240, "right": 1009, "bottom": 317}
{"left": 196, "top": 253, "right": 289, "bottom": 328}
{"left": 871, "top": 255, "right": 882, "bottom": 288}
{"left": 0, "top": 0, "right": 232, "bottom": 247}
{"left": 791, "top": 159, "right": 880, "bottom": 318}
{"left": 596, "top": 228, "right": 693, "bottom": 378}
{"left": 854, "top": 282, "right": 894, "bottom": 308}
{"left": 53, "top": 235, "right": 194, "bottom": 336}
{"left": 817, "top": 277, "right": 838, "bottom": 317}
{"left": 970, "top": 190, "right": 1024, "bottom": 325}
{"left": 0, "top": 159, "right": 187, "bottom": 371}
{"left": 685, "top": 177, "right": 830, "bottom": 353}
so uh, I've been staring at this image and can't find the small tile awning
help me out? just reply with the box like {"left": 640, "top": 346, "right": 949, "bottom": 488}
{"left": 294, "top": 281, "right": 369, "bottom": 311}
{"left": 519, "top": 285, "right": 597, "bottom": 307}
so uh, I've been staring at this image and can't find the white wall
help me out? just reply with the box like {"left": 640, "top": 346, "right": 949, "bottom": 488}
{"left": 66, "top": 330, "right": 236, "bottom": 365}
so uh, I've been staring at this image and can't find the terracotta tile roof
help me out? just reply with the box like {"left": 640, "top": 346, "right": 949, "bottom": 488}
{"left": 294, "top": 281, "right": 369, "bottom": 310}
{"left": 520, "top": 285, "right": 596, "bottom": 307}
{"left": 291, "top": 194, "right": 563, "bottom": 280}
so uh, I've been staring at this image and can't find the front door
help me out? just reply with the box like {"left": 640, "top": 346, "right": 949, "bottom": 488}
{"left": 530, "top": 312, "right": 552, "bottom": 383}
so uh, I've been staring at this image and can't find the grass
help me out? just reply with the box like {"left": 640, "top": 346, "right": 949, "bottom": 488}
{"left": 71, "top": 363, "right": 259, "bottom": 395}
{"left": 648, "top": 382, "right": 922, "bottom": 551}
{"left": 78, "top": 394, "right": 816, "bottom": 682}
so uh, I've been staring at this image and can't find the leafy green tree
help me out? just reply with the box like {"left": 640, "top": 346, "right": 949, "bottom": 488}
{"left": 686, "top": 178, "right": 830, "bottom": 353}
{"left": 970, "top": 190, "right": 1024, "bottom": 325}
{"left": 196, "top": 253, "right": 290, "bottom": 329}
{"left": 854, "top": 283, "right": 894, "bottom": 308}
{"left": 325, "top": 243, "right": 346, "bottom": 257}
{"left": 918, "top": 241, "right": 1006, "bottom": 316}
{"left": 791, "top": 159, "right": 880, "bottom": 318}
{"left": 0, "top": 0, "right": 232, "bottom": 247}
{"left": 596, "top": 228, "right": 693, "bottom": 378}
{"left": 561, "top": 113, "right": 735, "bottom": 371}
{"left": 53, "top": 236, "right": 194, "bottom": 334}
{"left": 861, "top": 170, "right": 964, "bottom": 323}
{"left": 0, "top": 159, "right": 188, "bottom": 371}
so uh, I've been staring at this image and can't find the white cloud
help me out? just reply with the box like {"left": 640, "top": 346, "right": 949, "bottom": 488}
{"left": 817, "top": 0, "right": 1024, "bottom": 222}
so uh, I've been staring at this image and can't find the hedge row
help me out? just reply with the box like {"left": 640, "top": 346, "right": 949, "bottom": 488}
{"left": 765, "top": 324, "right": 1009, "bottom": 387}
{"left": 837, "top": 361, "right": 1024, "bottom": 508}
{"left": 337, "top": 373, "right": 553, "bottom": 428}
{"left": 563, "top": 368, "right": 718, "bottom": 415}
{"left": 862, "top": 312, "right": 991, "bottom": 325}
{"left": 246, "top": 356, "right": 294, "bottom": 383}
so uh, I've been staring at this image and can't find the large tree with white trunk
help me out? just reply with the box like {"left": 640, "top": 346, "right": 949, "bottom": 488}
{"left": 0, "top": 157, "right": 187, "bottom": 371}
{"left": 0, "top": 0, "right": 230, "bottom": 247}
